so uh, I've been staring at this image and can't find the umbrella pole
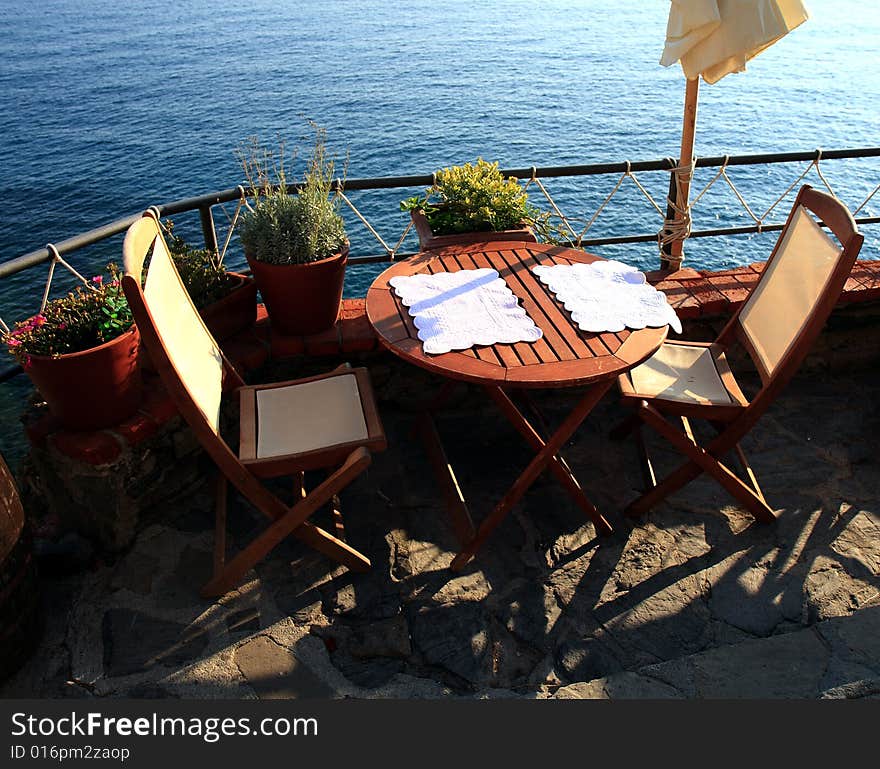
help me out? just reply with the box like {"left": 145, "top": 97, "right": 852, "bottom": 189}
{"left": 662, "top": 77, "right": 700, "bottom": 270}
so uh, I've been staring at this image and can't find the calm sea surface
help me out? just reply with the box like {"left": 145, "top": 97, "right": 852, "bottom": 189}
{"left": 0, "top": 0, "right": 878, "bottom": 458}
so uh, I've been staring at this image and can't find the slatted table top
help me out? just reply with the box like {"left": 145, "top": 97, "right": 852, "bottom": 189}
{"left": 365, "top": 241, "right": 669, "bottom": 388}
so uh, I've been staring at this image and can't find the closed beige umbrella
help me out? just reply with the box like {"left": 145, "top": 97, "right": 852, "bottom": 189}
{"left": 660, "top": 0, "right": 810, "bottom": 268}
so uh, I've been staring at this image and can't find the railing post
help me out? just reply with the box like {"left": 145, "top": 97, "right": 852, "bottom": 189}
{"left": 199, "top": 204, "right": 219, "bottom": 254}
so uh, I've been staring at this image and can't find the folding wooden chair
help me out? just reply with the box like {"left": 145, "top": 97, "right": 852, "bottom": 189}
{"left": 121, "top": 210, "right": 386, "bottom": 597}
{"left": 617, "top": 185, "right": 863, "bottom": 522}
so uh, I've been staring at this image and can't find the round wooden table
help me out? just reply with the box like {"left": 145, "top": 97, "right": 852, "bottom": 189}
{"left": 365, "top": 240, "right": 669, "bottom": 570}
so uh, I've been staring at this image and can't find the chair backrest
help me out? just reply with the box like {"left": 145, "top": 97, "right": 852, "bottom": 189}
{"left": 730, "top": 185, "right": 863, "bottom": 385}
{"left": 121, "top": 211, "right": 226, "bottom": 436}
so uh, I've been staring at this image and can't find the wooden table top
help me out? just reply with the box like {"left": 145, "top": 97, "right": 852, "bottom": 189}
{"left": 365, "top": 241, "right": 669, "bottom": 389}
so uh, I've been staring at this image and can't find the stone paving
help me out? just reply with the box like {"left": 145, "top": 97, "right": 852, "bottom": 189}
{"left": 2, "top": 362, "right": 879, "bottom": 699}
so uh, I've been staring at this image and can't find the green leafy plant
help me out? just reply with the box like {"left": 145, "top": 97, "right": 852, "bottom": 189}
{"left": 163, "top": 220, "right": 239, "bottom": 308}
{"left": 236, "top": 124, "right": 347, "bottom": 265}
{"left": 4, "top": 264, "right": 133, "bottom": 367}
{"left": 401, "top": 158, "right": 542, "bottom": 235}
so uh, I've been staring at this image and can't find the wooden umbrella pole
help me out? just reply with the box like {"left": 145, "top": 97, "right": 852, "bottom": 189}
{"left": 666, "top": 77, "right": 700, "bottom": 269}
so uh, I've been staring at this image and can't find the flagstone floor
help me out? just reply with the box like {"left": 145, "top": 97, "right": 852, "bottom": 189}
{"left": 3, "top": 364, "right": 879, "bottom": 699}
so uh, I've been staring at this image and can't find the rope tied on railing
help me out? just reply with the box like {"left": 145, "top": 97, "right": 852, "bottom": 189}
{"left": 334, "top": 179, "right": 412, "bottom": 260}
{"left": 2, "top": 239, "right": 104, "bottom": 339}
{"left": 757, "top": 149, "right": 835, "bottom": 224}
{"left": 525, "top": 176, "right": 580, "bottom": 242}
{"left": 573, "top": 161, "right": 664, "bottom": 245}
{"left": 39, "top": 243, "right": 96, "bottom": 315}
{"left": 527, "top": 160, "right": 666, "bottom": 247}
{"left": 853, "top": 182, "right": 880, "bottom": 216}
{"left": 214, "top": 189, "right": 247, "bottom": 265}
{"left": 239, "top": 184, "right": 255, "bottom": 215}
{"left": 658, "top": 149, "right": 843, "bottom": 265}
{"left": 659, "top": 156, "right": 696, "bottom": 257}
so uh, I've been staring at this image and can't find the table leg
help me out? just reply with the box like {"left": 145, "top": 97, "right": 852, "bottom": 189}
{"left": 407, "top": 380, "right": 461, "bottom": 440}
{"left": 416, "top": 411, "right": 476, "bottom": 545}
{"left": 451, "top": 381, "right": 613, "bottom": 572}
{"left": 485, "top": 386, "right": 613, "bottom": 535}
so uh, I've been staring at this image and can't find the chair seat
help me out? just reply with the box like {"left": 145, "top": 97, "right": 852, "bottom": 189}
{"left": 627, "top": 342, "right": 736, "bottom": 406}
{"left": 247, "top": 373, "right": 370, "bottom": 460}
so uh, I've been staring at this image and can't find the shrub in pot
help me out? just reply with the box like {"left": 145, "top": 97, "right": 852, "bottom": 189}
{"left": 401, "top": 158, "right": 544, "bottom": 250}
{"left": 236, "top": 126, "right": 348, "bottom": 336}
{"left": 3, "top": 264, "right": 141, "bottom": 431}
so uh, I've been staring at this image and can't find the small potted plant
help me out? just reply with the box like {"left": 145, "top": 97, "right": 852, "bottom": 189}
{"left": 4, "top": 264, "right": 141, "bottom": 431}
{"left": 164, "top": 220, "right": 257, "bottom": 341}
{"left": 401, "top": 158, "right": 541, "bottom": 250}
{"left": 236, "top": 125, "right": 348, "bottom": 336}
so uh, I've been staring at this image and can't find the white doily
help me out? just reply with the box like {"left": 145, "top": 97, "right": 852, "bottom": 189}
{"left": 389, "top": 268, "right": 543, "bottom": 355}
{"left": 533, "top": 260, "right": 682, "bottom": 334}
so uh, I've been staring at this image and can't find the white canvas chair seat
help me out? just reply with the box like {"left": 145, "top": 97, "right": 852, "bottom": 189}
{"left": 627, "top": 342, "right": 744, "bottom": 407}
{"left": 247, "top": 374, "right": 369, "bottom": 460}
{"left": 616, "top": 186, "right": 863, "bottom": 524}
{"left": 122, "top": 210, "right": 386, "bottom": 597}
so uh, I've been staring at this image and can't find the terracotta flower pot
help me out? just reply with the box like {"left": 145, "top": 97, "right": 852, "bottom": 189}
{"left": 198, "top": 272, "right": 258, "bottom": 341}
{"left": 410, "top": 208, "right": 537, "bottom": 251}
{"left": 25, "top": 326, "right": 142, "bottom": 431}
{"left": 246, "top": 243, "right": 348, "bottom": 336}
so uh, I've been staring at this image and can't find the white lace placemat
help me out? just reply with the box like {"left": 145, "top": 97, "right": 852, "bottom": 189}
{"left": 533, "top": 260, "right": 683, "bottom": 334}
{"left": 389, "top": 268, "right": 543, "bottom": 355}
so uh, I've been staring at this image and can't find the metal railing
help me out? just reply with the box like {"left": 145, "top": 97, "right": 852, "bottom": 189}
{"left": 1, "top": 146, "right": 878, "bottom": 384}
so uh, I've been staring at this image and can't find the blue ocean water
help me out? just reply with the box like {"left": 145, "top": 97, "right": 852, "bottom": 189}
{"left": 0, "top": 0, "right": 877, "bottom": 458}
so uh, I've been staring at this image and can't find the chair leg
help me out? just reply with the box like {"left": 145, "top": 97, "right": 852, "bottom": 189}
{"left": 201, "top": 448, "right": 373, "bottom": 598}
{"left": 213, "top": 473, "right": 228, "bottom": 578}
{"left": 288, "top": 521, "right": 370, "bottom": 570}
{"left": 609, "top": 412, "right": 642, "bottom": 442}
{"left": 331, "top": 494, "right": 346, "bottom": 541}
{"left": 708, "top": 421, "right": 768, "bottom": 505}
{"left": 625, "top": 404, "right": 776, "bottom": 523}
{"left": 680, "top": 416, "right": 696, "bottom": 444}
{"left": 634, "top": 424, "right": 657, "bottom": 491}
{"left": 733, "top": 443, "right": 767, "bottom": 503}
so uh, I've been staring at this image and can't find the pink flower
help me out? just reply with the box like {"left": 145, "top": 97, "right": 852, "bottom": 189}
{"left": 7, "top": 337, "right": 21, "bottom": 347}
{"left": 31, "top": 314, "right": 47, "bottom": 327}
{"left": 58, "top": 322, "right": 67, "bottom": 330}
{"left": 22, "top": 355, "right": 32, "bottom": 371}
{"left": 91, "top": 275, "right": 103, "bottom": 285}
{"left": 109, "top": 279, "right": 119, "bottom": 287}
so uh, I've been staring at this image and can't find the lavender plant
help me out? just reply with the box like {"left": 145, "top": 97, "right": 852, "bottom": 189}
{"left": 236, "top": 125, "right": 347, "bottom": 265}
